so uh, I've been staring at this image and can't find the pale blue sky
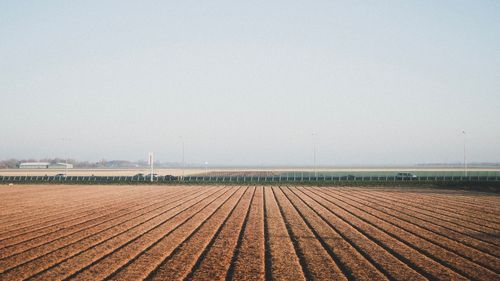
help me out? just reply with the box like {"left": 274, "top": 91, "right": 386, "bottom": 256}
{"left": 1, "top": 1, "right": 499, "bottom": 165}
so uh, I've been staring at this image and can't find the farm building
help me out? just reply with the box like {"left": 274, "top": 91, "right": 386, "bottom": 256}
{"left": 19, "top": 162, "right": 73, "bottom": 169}
{"left": 19, "top": 162, "right": 49, "bottom": 169}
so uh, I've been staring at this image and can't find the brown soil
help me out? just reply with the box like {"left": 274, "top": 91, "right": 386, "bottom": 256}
{"left": 0, "top": 184, "right": 498, "bottom": 281}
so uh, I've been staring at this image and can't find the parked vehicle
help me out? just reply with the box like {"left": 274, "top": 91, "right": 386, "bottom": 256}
{"left": 164, "top": 175, "right": 178, "bottom": 180}
{"left": 396, "top": 172, "right": 417, "bottom": 179}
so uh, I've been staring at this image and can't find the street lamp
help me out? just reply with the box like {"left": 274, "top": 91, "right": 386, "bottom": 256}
{"left": 312, "top": 132, "right": 317, "bottom": 180}
{"left": 61, "top": 138, "right": 70, "bottom": 176}
{"left": 181, "top": 137, "right": 185, "bottom": 180}
{"left": 149, "top": 152, "right": 154, "bottom": 182}
{"left": 205, "top": 161, "right": 209, "bottom": 175}
{"left": 462, "top": 130, "right": 467, "bottom": 177}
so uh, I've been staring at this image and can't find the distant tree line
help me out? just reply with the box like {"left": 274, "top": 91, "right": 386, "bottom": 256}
{"left": 0, "top": 159, "right": 136, "bottom": 169}
{"left": 416, "top": 162, "right": 500, "bottom": 167}
{"left": 0, "top": 159, "right": 183, "bottom": 169}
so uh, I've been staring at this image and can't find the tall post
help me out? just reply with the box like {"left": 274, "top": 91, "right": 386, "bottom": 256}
{"left": 149, "top": 152, "right": 154, "bottom": 182}
{"left": 462, "top": 130, "right": 467, "bottom": 177}
{"left": 182, "top": 139, "right": 185, "bottom": 180}
{"left": 61, "top": 137, "right": 70, "bottom": 177}
{"left": 312, "top": 132, "right": 317, "bottom": 180}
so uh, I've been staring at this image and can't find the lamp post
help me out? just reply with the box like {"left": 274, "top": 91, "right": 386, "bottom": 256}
{"left": 462, "top": 130, "right": 467, "bottom": 177}
{"left": 61, "top": 138, "right": 70, "bottom": 177}
{"left": 149, "top": 152, "right": 154, "bottom": 182}
{"left": 181, "top": 137, "right": 185, "bottom": 180}
{"left": 312, "top": 132, "right": 317, "bottom": 180}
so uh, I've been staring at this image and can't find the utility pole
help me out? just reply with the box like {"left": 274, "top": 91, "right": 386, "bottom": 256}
{"left": 462, "top": 130, "right": 467, "bottom": 177}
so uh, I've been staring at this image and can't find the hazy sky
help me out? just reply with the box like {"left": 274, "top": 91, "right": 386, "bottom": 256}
{"left": 1, "top": 1, "right": 499, "bottom": 166}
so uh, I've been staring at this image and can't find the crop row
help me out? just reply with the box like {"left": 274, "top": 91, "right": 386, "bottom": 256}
{"left": 0, "top": 185, "right": 497, "bottom": 281}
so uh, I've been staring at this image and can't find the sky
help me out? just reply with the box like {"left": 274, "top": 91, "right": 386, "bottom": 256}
{"left": 1, "top": 1, "right": 499, "bottom": 166}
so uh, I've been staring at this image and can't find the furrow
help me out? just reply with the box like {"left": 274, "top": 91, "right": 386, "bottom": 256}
{"left": 67, "top": 187, "right": 238, "bottom": 281}
{"left": 0, "top": 188, "right": 186, "bottom": 256}
{"left": 350, "top": 189, "right": 500, "bottom": 246}
{"left": 282, "top": 186, "right": 389, "bottom": 281}
{"left": 357, "top": 189, "right": 500, "bottom": 232}
{"left": 0, "top": 187, "right": 166, "bottom": 242}
{"left": 140, "top": 187, "right": 248, "bottom": 281}
{"left": 302, "top": 187, "right": 467, "bottom": 280}
{"left": 0, "top": 187, "right": 201, "bottom": 270}
{"left": 291, "top": 187, "right": 425, "bottom": 281}
{"left": 0, "top": 187, "right": 221, "bottom": 280}
{"left": 311, "top": 187, "right": 499, "bottom": 281}
{"left": 226, "top": 186, "right": 265, "bottom": 281}
{"left": 0, "top": 186, "right": 157, "bottom": 234}
{"left": 328, "top": 188, "right": 500, "bottom": 274}
{"left": 185, "top": 186, "right": 255, "bottom": 281}
{"left": 273, "top": 186, "right": 347, "bottom": 281}
{"left": 336, "top": 188, "right": 500, "bottom": 257}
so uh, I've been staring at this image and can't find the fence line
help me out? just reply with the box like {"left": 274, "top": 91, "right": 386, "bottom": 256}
{"left": 0, "top": 175, "right": 499, "bottom": 184}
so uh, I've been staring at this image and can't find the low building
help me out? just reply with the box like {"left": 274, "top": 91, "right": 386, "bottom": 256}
{"left": 19, "top": 162, "right": 49, "bottom": 169}
{"left": 19, "top": 162, "right": 73, "bottom": 169}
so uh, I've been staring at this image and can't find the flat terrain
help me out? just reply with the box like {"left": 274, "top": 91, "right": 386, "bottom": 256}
{"left": 2, "top": 167, "right": 499, "bottom": 177}
{"left": 0, "top": 185, "right": 498, "bottom": 280}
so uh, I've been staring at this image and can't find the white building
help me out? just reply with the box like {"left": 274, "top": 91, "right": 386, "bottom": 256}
{"left": 19, "top": 162, "right": 49, "bottom": 169}
{"left": 19, "top": 162, "right": 73, "bottom": 169}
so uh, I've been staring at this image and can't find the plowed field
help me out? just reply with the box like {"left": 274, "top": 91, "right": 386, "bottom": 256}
{"left": 0, "top": 185, "right": 498, "bottom": 280}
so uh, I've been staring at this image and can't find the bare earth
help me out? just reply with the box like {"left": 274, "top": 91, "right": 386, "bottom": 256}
{"left": 0, "top": 185, "right": 498, "bottom": 280}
